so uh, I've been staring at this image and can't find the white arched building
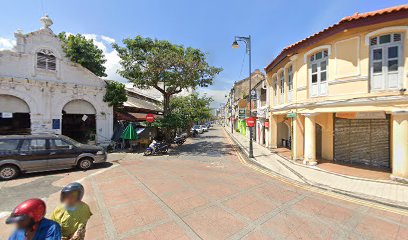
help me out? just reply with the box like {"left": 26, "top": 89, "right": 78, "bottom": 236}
{"left": 0, "top": 16, "right": 113, "bottom": 144}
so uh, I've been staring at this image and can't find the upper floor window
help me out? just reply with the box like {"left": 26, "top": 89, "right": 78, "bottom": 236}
{"left": 279, "top": 71, "right": 285, "bottom": 103}
{"left": 287, "top": 65, "right": 293, "bottom": 102}
{"left": 273, "top": 76, "right": 277, "bottom": 105}
{"left": 36, "top": 49, "right": 56, "bottom": 71}
{"left": 370, "top": 33, "right": 403, "bottom": 91}
{"left": 309, "top": 50, "right": 328, "bottom": 97}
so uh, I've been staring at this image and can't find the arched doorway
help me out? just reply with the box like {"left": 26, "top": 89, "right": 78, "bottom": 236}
{"left": 0, "top": 95, "right": 31, "bottom": 135}
{"left": 277, "top": 121, "right": 290, "bottom": 148}
{"left": 316, "top": 123, "right": 322, "bottom": 160}
{"left": 62, "top": 100, "right": 96, "bottom": 143}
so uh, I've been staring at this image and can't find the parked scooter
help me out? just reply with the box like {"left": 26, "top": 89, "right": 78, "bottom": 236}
{"left": 191, "top": 129, "right": 198, "bottom": 137}
{"left": 173, "top": 134, "right": 186, "bottom": 146}
{"left": 144, "top": 140, "right": 169, "bottom": 155}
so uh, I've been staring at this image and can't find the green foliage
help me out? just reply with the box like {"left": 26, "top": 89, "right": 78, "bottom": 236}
{"left": 58, "top": 32, "right": 107, "bottom": 77}
{"left": 103, "top": 81, "right": 128, "bottom": 107}
{"left": 145, "top": 93, "right": 213, "bottom": 130}
{"left": 112, "top": 36, "right": 222, "bottom": 114}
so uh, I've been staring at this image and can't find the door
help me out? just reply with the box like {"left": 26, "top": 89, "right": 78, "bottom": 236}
{"left": 47, "top": 139, "right": 78, "bottom": 170}
{"left": 334, "top": 118, "right": 390, "bottom": 168}
{"left": 18, "top": 139, "right": 49, "bottom": 172}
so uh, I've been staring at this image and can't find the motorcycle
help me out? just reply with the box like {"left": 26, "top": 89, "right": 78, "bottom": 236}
{"left": 173, "top": 135, "right": 186, "bottom": 146}
{"left": 144, "top": 140, "right": 169, "bottom": 156}
{"left": 191, "top": 129, "right": 198, "bottom": 137}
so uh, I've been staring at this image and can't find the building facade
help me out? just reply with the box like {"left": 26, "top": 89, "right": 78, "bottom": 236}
{"left": 0, "top": 16, "right": 113, "bottom": 144}
{"left": 265, "top": 5, "right": 408, "bottom": 180}
{"left": 253, "top": 79, "right": 270, "bottom": 147}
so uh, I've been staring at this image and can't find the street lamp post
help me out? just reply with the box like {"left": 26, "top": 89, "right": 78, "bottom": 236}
{"left": 232, "top": 35, "right": 254, "bottom": 158}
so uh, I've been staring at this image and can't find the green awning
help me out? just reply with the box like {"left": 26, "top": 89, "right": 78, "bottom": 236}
{"left": 121, "top": 124, "right": 138, "bottom": 140}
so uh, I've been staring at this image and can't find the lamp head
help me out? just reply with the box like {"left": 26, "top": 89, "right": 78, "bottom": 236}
{"left": 232, "top": 40, "right": 239, "bottom": 49}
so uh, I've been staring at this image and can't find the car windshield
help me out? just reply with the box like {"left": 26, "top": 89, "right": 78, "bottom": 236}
{"left": 59, "top": 135, "right": 83, "bottom": 147}
{"left": 193, "top": 125, "right": 200, "bottom": 129}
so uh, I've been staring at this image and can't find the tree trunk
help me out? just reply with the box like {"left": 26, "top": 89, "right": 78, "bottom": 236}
{"left": 163, "top": 93, "right": 172, "bottom": 142}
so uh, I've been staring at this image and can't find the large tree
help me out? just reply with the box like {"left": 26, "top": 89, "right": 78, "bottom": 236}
{"left": 58, "top": 32, "right": 107, "bottom": 77}
{"left": 103, "top": 81, "right": 128, "bottom": 108}
{"left": 113, "top": 36, "right": 222, "bottom": 116}
{"left": 153, "top": 93, "right": 213, "bottom": 134}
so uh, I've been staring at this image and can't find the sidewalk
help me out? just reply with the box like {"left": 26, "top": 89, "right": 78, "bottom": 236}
{"left": 224, "top": 127, "right": 408, "bottom": 208}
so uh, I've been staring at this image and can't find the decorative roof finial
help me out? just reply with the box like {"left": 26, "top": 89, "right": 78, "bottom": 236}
{"left": 40, "top": 15, "right": 53, "bottom": 29}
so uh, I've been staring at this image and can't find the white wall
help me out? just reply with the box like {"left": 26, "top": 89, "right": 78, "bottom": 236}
{"left": 0, "top": 24, "right": 113, "bottom": 144}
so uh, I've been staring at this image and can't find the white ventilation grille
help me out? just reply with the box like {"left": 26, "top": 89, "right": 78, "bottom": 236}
{"left": 37, "top": 51, "right": 56, "bottom": 71}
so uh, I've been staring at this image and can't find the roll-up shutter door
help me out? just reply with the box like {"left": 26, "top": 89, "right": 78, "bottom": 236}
{"left": 334, "top": 117, "right": 390, "bottom": 168}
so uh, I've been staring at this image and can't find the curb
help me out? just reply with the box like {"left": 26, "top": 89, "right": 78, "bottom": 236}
{"left": 223, "top": 127, "right": 408, "bottom": 211}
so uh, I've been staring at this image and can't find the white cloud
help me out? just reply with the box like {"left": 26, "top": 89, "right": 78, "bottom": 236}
{"left": 101, "top": 35, "right": 115, "bottom": 44}
{"left": 78, "top": 33, "right": 127, "bottom": 82}
{"left": 0, "top": 37, "right": 15, "bottom": 50}
{"left": 199, "top": 89, "right": 228, "bottom": 107}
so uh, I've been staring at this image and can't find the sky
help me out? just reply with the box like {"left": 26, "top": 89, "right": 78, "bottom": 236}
{"left": 0, "top": 0, "right": 407, "bottom": 107}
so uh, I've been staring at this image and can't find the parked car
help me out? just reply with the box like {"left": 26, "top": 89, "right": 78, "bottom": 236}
{"left": 191, "top": 125, "right": 204, "bottom": 134}
{"left": 205, "top": 122, "right": 211, "bottom": 129}
{"left": 201, "top": 125, "right": 208, "bottom": 132}
{"left": 0, "top": 134, "right": 107, "bottom": 180}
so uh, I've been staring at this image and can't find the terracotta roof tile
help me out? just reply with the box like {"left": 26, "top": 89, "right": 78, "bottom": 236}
{"left": 265, "top": 4, "right": 408, "bottom": 72}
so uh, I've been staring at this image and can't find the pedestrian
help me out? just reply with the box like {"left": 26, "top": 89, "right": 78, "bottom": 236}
{"left": 50, "top": 182, "right": 92, "bottom": 240}
{"left": 6, "top": 198, "right": 61, "bottom": 240}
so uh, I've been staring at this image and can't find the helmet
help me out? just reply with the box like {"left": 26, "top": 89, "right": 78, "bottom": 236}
{"left": 6, "top": 199, "right": 46, "bottom": 224}
{"left": 61, "top": 182, "right": 84, "bottom": 201}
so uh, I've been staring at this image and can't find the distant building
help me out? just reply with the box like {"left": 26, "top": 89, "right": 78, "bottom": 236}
{"left": 0, "top": 16, "right": 113, "bottom": 144}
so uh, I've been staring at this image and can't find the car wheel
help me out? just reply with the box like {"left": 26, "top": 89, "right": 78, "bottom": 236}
{"left": 0, "top": 165, "right": 19, "bottom": 180}
{"left": 77, "top": 158, "right": 93, "bottom": 170}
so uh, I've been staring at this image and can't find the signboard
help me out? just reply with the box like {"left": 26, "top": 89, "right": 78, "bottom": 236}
{"left": 264, "top": 121, "right": 269, "bottom": 128}
{"left": 238, "top": 109, "right": 246, "bottom": 119}
{"left": 246, "top": 117, "right": 256, "bottom": 127}
{"left": 238, "top": 99, "right": 247, "bottom": 108}
{"left": 287, "top": 112, "right": 296, "bottom": 118}
{"left": 146, "top": 113, "right": 155, "bottom": 123}
{"left": 52, "top": 119, "right": 60, "bottom": 130}
{"left": 336, "top": 112, "right": 386, "bottom": 119}
{"left": 1, "top": 112, "right": 13, "bottom": 118}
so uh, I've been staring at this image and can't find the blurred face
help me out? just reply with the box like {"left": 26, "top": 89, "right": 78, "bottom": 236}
{"left": 16, "top": 217, "right": 33, "bottom": 230}
{"left": 62, "top": 192, "right": 79, "bottom": 207}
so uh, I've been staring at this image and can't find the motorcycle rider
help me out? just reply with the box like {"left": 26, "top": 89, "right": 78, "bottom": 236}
{"left": 6, "top": 198, "right": 61, "bottom": 240}
{"left": 51, "top": 182, "right": 92, "bottom": 240}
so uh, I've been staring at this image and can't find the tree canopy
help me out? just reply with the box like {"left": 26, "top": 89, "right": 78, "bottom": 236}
{"left": 103, "top": 81, "right": 128, "bottom": 108}
{"left": 156, "top": 93, "right": 213, "bottom": 130}
{"left": 58, "top": 32, "right": 107, "bottom": 77}
{"left": 112, "top": 36, "right": 222, "bottom": 114}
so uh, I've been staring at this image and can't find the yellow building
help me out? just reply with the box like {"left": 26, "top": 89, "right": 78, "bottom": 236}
{"left": 265, "top": 5, "right": 408, "bottom": 181}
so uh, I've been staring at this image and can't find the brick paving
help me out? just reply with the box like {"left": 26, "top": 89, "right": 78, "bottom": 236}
{"left": 1, "top": 127, "right": 408, "bottom": 239}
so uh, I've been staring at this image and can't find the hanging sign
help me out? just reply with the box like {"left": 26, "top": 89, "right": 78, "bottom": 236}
{"left": 246, "top": 117, "right": 256, "bottom": 127}
{"left": 1, "top": 112, "right": 13, "bottom": 118}
{"left": 146, "top": 113, "right": 155, "bottom": 123}
{"left": 264, "top": 121, "right": 269, "bottom": 128}
{"left": 287, "top": 113, "right": 296, "bottom": 118}
{"left": 336, "top": 112, "right": 386, "bottom": 119}
{"left": 238, "top": 109, "right": 246, "bottom": 119}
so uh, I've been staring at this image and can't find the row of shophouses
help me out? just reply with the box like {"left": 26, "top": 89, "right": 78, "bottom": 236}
{"left": 223, "top": 4, "right": 408, "bottom": 181}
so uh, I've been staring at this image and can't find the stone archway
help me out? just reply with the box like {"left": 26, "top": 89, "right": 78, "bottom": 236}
{"left": 0, "top": 95, "right": 31, "bottom": 135}
{"left": 62, "top": 99, "right": 97, "bottom": 143}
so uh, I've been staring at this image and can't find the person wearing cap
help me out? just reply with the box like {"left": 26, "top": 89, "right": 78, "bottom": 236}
{"left": 50, "top": 182, "right": 92, "bottom": 240}
{"left": 6, "top": 198, "right": 61, "bottom": 240}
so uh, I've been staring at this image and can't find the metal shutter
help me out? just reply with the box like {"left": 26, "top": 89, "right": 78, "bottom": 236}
{"left": 334, "top": 118, "right": 390, "bottom": 168}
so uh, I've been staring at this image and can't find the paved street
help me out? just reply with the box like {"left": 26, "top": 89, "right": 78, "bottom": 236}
{"left": 1, "top": 127, "right": 408, "bottom": 239}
